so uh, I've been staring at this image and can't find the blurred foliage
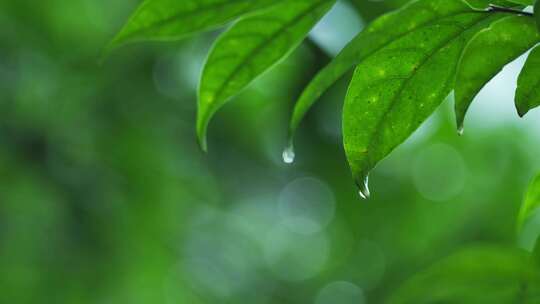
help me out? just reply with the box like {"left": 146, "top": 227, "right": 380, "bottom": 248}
{"left": 388, "top": 246, "right": 540, "bottom": 303}
{"left": 2, "top": 0, "right": 540, "bottom": 303}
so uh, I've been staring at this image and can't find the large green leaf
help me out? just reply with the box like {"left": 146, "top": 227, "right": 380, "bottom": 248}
{"left": 197, "top": 0, "right": 335, "bottom": 150}
{"left": 454, "top": 16, "right": 539, "bottom": 130}
{"left": 518, "top": 173, "right": 540, "bottom": 234}
{"left": 287, "top": 0, "right": 462, "bottom": 153}
{"left": 387, "top": 246, "right": 540, "bottom": 304}
{"left": 516, "top": 46, "right": 540, "bottom": 117}
{"left": 287, "top": 0, "right": 513, "bottom": 157}
{"left": 342, "top": 1, "right": 508, "bottom": 196}
{"left": 108, "top": 0, "right": 280, "bottom": 50}
{"left": 536, "top": 0, "right": 540, "bottom": 34}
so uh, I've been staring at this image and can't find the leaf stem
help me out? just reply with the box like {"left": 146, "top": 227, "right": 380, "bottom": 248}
{"left": 487, "top": 4, "right": 533, "bottom": 17}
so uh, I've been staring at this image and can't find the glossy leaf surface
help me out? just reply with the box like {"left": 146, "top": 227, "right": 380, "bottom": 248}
{"left": 506, "top": 0, "right": 535, "bottom": 5}
{"left": 109, "top": 0, "right": 279, "bottom": 50}
{"left": 455, "top": 16, "right": 539, "bottom": 129}
{"left": 342, "top": 0, "right": 507, "bottom": 188}
{"left": 464, "top": 0, "right": 521, "bottom": 8}
{"left": 536, "top": 1, "right": 540, "bottom": 31}
{"left": 516, "top": 46, "right": 540, "bottom": 116}
{"left": 197, "top": 0, "right": 335, "bottom": 149}
{"left": 288, "top": 0, "right": 510, "bottom": 148}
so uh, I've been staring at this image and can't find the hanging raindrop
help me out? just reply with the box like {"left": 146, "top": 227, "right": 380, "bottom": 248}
{"left": 457, "top": 125, "right": 464, "bottom": 136}
{"left": 357, "top": 176, "right": 370, "bottom": 200}
{"left": 282, "top": 145, "right": 296, "bottom": 164}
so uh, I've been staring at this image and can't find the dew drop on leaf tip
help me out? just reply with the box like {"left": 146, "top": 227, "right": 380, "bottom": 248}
{"left": 457, "top": 126, "right": 464, "bottom": 136}
{"left": 282, "top": 145, "right": 295, "bottom": 164}
{"left": 357, "top": 176, "right": 370, "bottom": 200}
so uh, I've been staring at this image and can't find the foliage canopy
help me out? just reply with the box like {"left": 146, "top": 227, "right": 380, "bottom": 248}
{"left": 111, "top": 0, "right": 540, "bottom": 199}
{"left": 110, "top": 0, "right": 540, "bottom": 300}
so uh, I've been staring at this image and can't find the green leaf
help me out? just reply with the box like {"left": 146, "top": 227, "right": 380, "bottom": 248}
{"left": 108, "top": 0, "right": 280, "bottom": 51}
{"left": 454, "top": 16, "right": 539, "bottom": 130}
{"left": 387, "top": 246, "right": 540, "bottom": 304}
{"left": 535, "top": 0, "right": 540, "bottom": 31}
{"left": 464, "top": 0, "right": 525, "bottom": 9}
{"left": 197, "top": 0, "right": 335, "bottom": 150}
{"left": 518, "top": 173, "right": 540, "bottom": 234}
{"left": 287, "top": 0, "right": 460, "bottom": 150}
{"left": 287, "top": 0, "right": 514, "bottom": 150}
{"left": 516, "top": 46, "right": 540, "bottom": 116}
{"left": 506, "top": 0, "right": 535, "bottom": 5}
{"left": 342, "top": 0, "right": 508, "bottom": 193}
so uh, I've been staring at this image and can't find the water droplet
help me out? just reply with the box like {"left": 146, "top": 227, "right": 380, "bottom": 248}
{"left": 357, "top": 176, "right": 370, "bottom": 200}
{"left": 282, "top": 146, "right": 295, "bottom": 164}
{"left": 457, "top": 125, "right": 464, "bottom": 136}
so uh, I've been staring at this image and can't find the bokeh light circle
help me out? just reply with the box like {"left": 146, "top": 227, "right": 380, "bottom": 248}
{"left": 315, "top": 281, "right": 365, "bottom": 304}
{"left": 278, "top": 177, "right": 336, "bottom": 234}
{"left": 264, "top": 223, "right": 330, "bottom": 282}
{"left": 412, "top": 143, "right": 467, "bottom": 202}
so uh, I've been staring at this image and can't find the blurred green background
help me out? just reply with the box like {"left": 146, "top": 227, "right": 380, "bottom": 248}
{"left": 2, "top": 0, "right": 540, "bottom": 303}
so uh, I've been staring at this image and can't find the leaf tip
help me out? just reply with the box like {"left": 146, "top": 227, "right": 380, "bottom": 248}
{"left": 455, "top": 110, "right": 466, "bottom": 136}
{"left": 198, "top": 135, "right": 208, "bottom": 153}
{"left": 196, "top": 120, "right": 209, "bottom": 153}
{"left": 517, "top": 106, "right": 528, "bottom": 118}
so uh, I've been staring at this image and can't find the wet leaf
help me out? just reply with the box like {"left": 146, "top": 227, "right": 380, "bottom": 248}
{"left": 288, "top": 0, "right": 459, "bottom": 149}
{"left": 454, "top": 16, "right": 539, "bottom": 130}
{"left": 108, "top": 0, "right": 280, "bottom": 51}
{"left": 506, "top": 0, "right": 535, "bottom": 5}
{"left": 516, "top": 46, "right": 540, "bottom": 116}
{"left": 464, "top": 0, "right": 524, "bottom": 9}
{"left": 342, "top": 0, "right": 508, "bottom": 189}
{"left": 387, "top": 246, "right": 540, "bottom": 304}
{"left": 197, "top": 0, "right": 335, "bottom": 150}
{"left": 534, "top": 1, "right": 540, "bottom": 30}
{"left": 287, "top": 0, "right": 512, "bottom": 150}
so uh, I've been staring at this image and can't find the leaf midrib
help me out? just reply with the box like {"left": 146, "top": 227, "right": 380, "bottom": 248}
{"left": 360, "top": 13, "right": 497, "bottom": 165}
{"left": 293, "top": 9, "right": 486, "bottom": 133}
{"left": 119, "top": 0, "right": 276, "bottom": 41}
{"left": 208, "top": 0, "right": 332, "bottom": 105}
